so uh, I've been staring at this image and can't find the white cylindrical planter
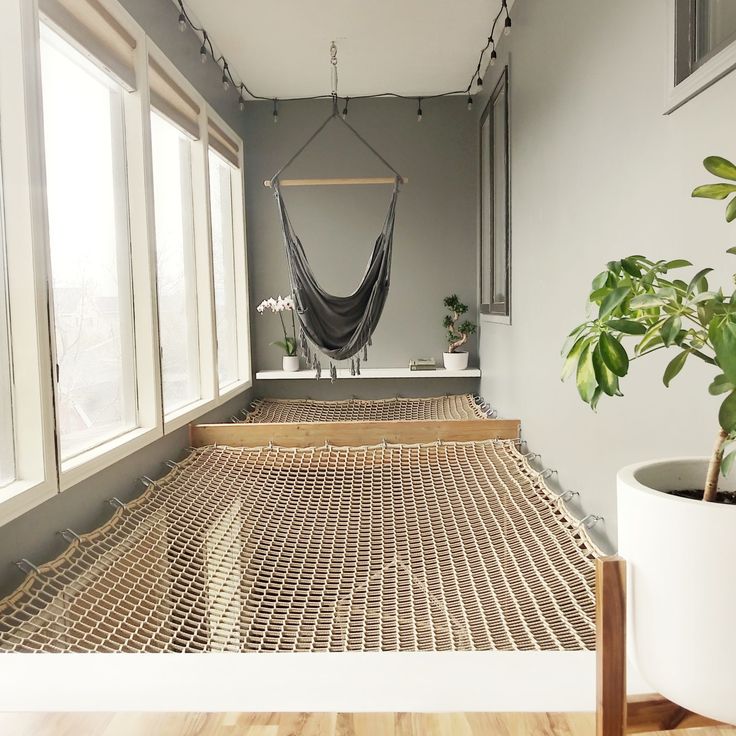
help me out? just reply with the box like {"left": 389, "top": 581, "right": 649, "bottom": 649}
{"left": 443, "top": 351, "right": 469, "bottom": 371}
{"left": 282, "top": 355, "right": 300, "bottom": 372}
{"left": 618, "top": 458, "right": 736, "bottom": 725}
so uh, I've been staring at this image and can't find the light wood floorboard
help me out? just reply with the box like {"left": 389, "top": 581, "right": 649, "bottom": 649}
{"left": 0, "top": 712, "right": 734, "bottom": 736}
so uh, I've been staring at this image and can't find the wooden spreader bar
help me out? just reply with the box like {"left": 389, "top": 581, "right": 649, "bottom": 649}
{"left": 263, "top": 176, "right": 407, "bottom": 188}
{"left": 595, "top": 557, "right": 729, "bottom": 735}
{"left": 190, "top": 418, "right": 520, "bottom": 449}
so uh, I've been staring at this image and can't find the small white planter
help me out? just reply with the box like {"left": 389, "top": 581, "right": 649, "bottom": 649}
{"left": 443, "top": 351, "right": 469, "bottom": 371}
{"left": 282, "top": 355, "right": 300, "bottom": 372}
{"left": 618, "top": 458, "right": 736, "bottom": 725}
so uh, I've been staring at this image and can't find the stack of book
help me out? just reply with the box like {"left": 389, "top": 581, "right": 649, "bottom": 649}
{"left": 409, "top": 358, "right": 437, "bottom": 371}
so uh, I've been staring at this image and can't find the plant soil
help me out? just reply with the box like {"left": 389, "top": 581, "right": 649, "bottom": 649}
{"left": 667, "top": 489, "right": 736, "bottom": 505}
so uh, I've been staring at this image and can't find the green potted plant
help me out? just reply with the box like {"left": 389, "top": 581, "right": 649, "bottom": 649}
{"left": 561, "top": 156, "right": 736, "bottom": 725}
{"left": 442, "top": 294, "right": 477, "bottom": 371}
{"left": 257, "top": 294, "right": 299, "bottom": 371}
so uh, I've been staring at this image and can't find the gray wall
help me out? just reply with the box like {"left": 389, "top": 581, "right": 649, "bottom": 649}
{"left": 242, "top": 97, "right": 480, "bottom": 399}
{"left": 0, "top": 0, "right": 252, "bottom": 593}
{"left": 476, "top": 0, "right": 736, "bottom": 545}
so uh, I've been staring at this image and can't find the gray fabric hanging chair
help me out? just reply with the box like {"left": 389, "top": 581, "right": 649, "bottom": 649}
{"left": 269, "top": 104, "right": 403, "bottom": 367}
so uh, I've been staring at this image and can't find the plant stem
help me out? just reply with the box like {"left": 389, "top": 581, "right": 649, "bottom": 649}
{"left": 278, "top": 312, "right": 292, "bottom": 355}
{"left": 703, "top": 428, "right": 729, "bottom": 502}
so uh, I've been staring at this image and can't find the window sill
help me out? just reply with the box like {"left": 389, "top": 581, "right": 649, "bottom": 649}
{"left": 0, "top": 477, "right": 57, "bottom": 526}
{"left": 59, "top": 425, "right": 162, "bottom": 491}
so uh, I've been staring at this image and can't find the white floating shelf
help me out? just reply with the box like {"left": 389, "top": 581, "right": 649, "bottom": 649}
{"left": 256, "top": 367, "right": 481, "bottom": 380}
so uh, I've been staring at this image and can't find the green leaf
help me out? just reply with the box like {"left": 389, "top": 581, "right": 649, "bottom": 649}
{"left": 591, "top": 271, "right": 609, "bottom": 291}
{"left": 721, "top": 450, "right": 736, "bottom": 477}
{"left": 663, "top": 350, "right": 689, "bottom": 387}
{"left": 727, "top": 196, "right": 736, "bottom": 223}
{"left": 719, "top": 390, "right": 736, "bottom": 433}
{"left": 710, "top": 319, "right": 736, "bottom": 385}
{"left": 576, "top": 344, "right": 598, "bottom": 404}
{"left": 599, "top": 332, "right": 629, "bottom": 377}
{"left": 598, "top": 287, "right": 630, "bottom": 319}
{"left": 727, "top": 247, "right": 736, "bottom": 256}
{"left": 630, "top": 294, "right": 666, "bottom": 309}
{"left": 561, "top": 324, "right": 587, "bottom": 357}
{"left": 592, "top": 343, "right": 619, "bottom": 396}
{"left": 703, "top": 155, "right": 736, "bottom": 181}
{"left": 663, "top": 259, "right": 693, "bottom": 269}
{"left": 590, "top": 386, "right": 603, "bottom": 411}
{"left": 561, "top": 336, "right": 588, "bottom": 381}
{"left": 691, "top": 184, "right": 736, "bottom": 200}
{"left": 709, "top": 373, "right": 734, "bottom": 396}
{"left": 687, "top": 268, "right": 713, "bottom": 294}
{"left": 621, "top": 258, "right": 641, "bottom": 278}
{"left": 606, "top": 319, "right": 647, "bottom": 335}
{"left": 661, "top": 315, "right": 682, "bottom": 347}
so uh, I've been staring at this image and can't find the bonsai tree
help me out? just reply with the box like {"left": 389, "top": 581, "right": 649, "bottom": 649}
{"left": 561, "top": 155, "right": 736, "bottom": 502}
{"left": 443, "top": 294, "right": 477, "bottom": 353}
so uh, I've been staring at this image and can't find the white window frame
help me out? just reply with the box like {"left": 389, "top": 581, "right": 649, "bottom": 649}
{"left": 202, "top": 107, "right": 251, "bottom": 411}
{"left": 0, "top": 0, "right": 251, "bottom": 521}
{"left": 148, "top": 44, "right": 251, "bottom": 435}
{"left": 665, "top": 0, "right": 736, "bottom": 113}
{"left": 0, "top": 0, "right": 58, "bottom": 524}
{"left": 36, "top": 4, "right": 163, "bottom": 490}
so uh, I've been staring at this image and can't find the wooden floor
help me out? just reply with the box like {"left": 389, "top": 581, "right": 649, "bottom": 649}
{"left": 0, "top": 713, "right": 734, "bottom": 736}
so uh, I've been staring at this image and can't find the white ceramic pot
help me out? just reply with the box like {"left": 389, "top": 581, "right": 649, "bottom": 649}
{"left": 443, "top": 351, "right": 469, "bottom": 371}
{"left": 282, "top": 355, "right": 300, "bottom": 372}
{"left": 618, "top": 458, "right": 736, "bottom": 725}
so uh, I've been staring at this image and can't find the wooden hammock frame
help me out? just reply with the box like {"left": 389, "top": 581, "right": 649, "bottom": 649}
{"left": 595, "top": 557, "right": 729, "bottom": 735}
{"left": 189, "top": 418, "right": 520, "bottom": 448}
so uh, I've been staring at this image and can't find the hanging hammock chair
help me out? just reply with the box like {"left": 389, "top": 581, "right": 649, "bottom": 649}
{"left": 266, "top": 101, "right": 405, "bottom": 372}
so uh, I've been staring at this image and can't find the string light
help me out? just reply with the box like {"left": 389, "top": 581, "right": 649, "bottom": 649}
{"left": 174, "top": 0, "right": 512, "bottom": 120}
{"left": 272, "top": 98, "right": 279, "bottom": 123}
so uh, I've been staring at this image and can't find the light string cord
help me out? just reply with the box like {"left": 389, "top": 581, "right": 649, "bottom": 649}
{"left": 176, "top": 0, "right": 512, "bottom": 110}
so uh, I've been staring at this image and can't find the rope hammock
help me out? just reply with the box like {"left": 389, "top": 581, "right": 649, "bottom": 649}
{"left": 0, "top": 439, "right": 600, "bottom": 653}
{"left": 268, "top": 101, "right": 404, "bottom": 372}
{"left": 240, "top": 394, "right": 491, "bottom": 424}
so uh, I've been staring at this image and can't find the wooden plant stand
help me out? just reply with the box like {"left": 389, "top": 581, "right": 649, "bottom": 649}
{"left": 596, "top": 557, "right": 729, "bottom": 735}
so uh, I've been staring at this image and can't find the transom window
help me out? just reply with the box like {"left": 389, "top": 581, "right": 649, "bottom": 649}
{"left": 675, "top": 0, "right": 736, "bottom": 84}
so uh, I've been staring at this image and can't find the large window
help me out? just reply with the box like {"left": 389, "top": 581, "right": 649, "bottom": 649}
{"left": 0, "top": 159, "right": 14, "bottom": 488}
{"left": 0, "top": 0, "right": 250, "bottom": 523}
{"left": 208, "top": 149, "right": 239, "bottom": 388}
{"left": 150, "top": 111, "right": 200, "bottom": 415}
{"left": 479, "top": 66, "right": 511, "bottom": 322}
{"left": 40, "top": 24, "right": 137, "bottom": 460}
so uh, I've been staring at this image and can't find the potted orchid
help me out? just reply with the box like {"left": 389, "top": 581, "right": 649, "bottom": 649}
{"left": 257, "top": 294, "right": 300, "bottom": 372}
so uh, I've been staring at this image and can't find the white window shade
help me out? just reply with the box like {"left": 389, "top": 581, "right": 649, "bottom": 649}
{"left": 148, "top": 56, "right": 200, "bottom": 140}
{"left": 208, "top": 119, "right": 240, "bottom": 168}
{"left": 39, "top": 0, "right": 137, "bottom": 90}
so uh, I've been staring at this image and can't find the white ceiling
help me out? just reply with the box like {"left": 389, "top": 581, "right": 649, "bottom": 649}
{"left": 177, "top": 0, "right": 504, "bottom": 99}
